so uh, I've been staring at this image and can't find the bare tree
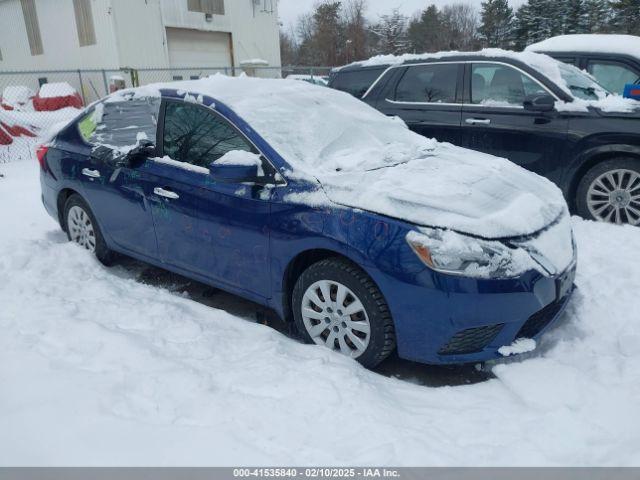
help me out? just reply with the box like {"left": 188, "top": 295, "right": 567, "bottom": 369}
{"left": 441, "top": 3, "right": 480, "bottom": 50}
{"left": 371, "top": 8, "right": 409, "bottom": 55}
{"left": 343, "top": 0, "right": 369, "bottom": 62}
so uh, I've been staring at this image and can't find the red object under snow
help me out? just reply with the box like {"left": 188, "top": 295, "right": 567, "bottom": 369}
{"left": 33, "top": 92, "right": 83, "bottom": 111}
{"left": 0, "top": 122, "right": 36, "bottom": 138}
{"left": 0, "top": 124, "right": 13, "bottom": 145}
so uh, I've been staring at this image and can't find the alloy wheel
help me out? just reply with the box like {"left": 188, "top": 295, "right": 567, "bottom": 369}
{"left": 587, "top": 169, "right": 640, "bottom": 225}
{"left": 301, "top": 280, "right": 371, "bottom": 358}
{"left": 67, "top": 205, "right": 96, "bottom": 252}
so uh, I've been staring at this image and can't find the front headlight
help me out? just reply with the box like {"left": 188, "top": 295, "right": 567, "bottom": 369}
{"left": 406, "top": 229, "right": 536, "bottom": 279}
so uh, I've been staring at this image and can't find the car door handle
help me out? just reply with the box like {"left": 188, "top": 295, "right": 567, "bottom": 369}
{"left": 153, "top": 187, "right": 179, "bottom": 200}
{"left": 81, "top": 168, "right": 101, "bottom": 178}
{"left": 465, "top": 118, "right": 491, "bottom": 125}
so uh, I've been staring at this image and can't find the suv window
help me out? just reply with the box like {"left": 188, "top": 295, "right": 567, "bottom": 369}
{"left": 587, "top": 60, "right": 640, "bottom": 94}
{"left": 79, "top": 97, "right": 160, "bottom": 147}
{"left": 162, "top": 101, "right": 254, "bottom": 169}
{"left": 329, "top": 68, "right": 386, "bottom": 98}
{"left": 394, "top": 64, "right": 458, "bottom": 103}
{"left": 471, "top": 63, "right": 547, "bottom": 106}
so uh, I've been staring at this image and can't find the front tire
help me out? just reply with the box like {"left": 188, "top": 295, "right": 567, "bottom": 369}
{"left": 64, "top": 194, "right": 115, "bottom": 266}
{"left": 292, "top": 258, "right": 395, "bottom": 368}
{"left": 576, "top": 158, "right": 640, "bottom": 225}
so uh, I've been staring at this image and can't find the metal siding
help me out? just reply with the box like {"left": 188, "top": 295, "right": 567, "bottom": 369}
{"left": 0, "top": 0, "right": 281, "bottom": 73}
{"left": 0, "top": 0, "right": 119, "bottom": 70}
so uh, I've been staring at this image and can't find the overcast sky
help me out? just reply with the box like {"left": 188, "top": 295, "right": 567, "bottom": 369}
{"left": 278, "top": 0, "right": 526, "bottom": 31}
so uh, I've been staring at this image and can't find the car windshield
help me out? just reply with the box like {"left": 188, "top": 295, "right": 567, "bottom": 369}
{"left": 557, "top": 62, "right": 610, "bottom": 100}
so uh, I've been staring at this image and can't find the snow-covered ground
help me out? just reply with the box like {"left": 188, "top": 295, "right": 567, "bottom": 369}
{"left": 1, "top": 158, "right": 640, "bottom": 466}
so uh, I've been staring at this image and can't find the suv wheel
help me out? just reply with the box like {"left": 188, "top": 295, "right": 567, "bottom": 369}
{"left": 292, "top": 258, "right": 395, "bottom": 368}
{"left": 576, "top": 157, "right": 640, "bottom": 226}
{"left": 64, "top": 194, "right": 116, "bottom": 265}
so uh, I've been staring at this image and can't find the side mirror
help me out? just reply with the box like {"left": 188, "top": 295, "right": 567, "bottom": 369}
{"left": 209, "top": 162, "right": 259, "bottom": 183}
{"left": 118, "top": 140, "right": 155, "bottom": 167}
{"left": 523, "top": 93, "right": 555, "bottom": 112}
{"left": 127, "top": 140, "right": 156, "bottom": 159}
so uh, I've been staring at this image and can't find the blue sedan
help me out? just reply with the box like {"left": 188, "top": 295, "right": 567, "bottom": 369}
{"left": 38, "top": 75, "right": 577, "bottom": 367}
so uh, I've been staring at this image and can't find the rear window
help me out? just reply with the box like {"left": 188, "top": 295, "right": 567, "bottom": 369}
{"left": 329, "top": 67, "right": 386, "bottom": 98}
{"left": 79, "top": 96, "right": 160, "bottom": 148}
{"left": 395, "top": 64, "right": 458, "bottom": 103}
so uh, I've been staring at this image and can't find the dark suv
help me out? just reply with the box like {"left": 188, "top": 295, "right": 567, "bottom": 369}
{"left": 328, "top": 52, "right": 640, "bottom": 226}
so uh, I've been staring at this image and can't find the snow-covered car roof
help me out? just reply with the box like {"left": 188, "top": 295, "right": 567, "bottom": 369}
{"left": 107, "top": 75, "right": 568, "bottom": 239}
{"left": 334, "top": 48, "right": 639, "bottom": 113}
{"left": 526, "top": 34, "right": 640, "bottom": 58}
{"left": 335, "top": 48, "right": 569, "bottom": 89}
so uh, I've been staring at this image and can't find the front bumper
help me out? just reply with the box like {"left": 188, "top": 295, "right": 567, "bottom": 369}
{"left": 374, "top": 262, "right": 577, "bottom": 365}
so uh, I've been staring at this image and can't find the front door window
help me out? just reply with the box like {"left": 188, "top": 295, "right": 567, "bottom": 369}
{"left": 471, "top": 64, "right": 548, "bottom": 106}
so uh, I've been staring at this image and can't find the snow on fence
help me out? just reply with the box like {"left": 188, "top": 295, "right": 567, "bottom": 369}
{"left": 0, "top": 66, "right": 334, "bottom": 164}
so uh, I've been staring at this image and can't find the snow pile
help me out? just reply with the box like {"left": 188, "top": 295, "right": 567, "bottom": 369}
{"left": 38, "top": 82, "right": 78, "bottom": 99}
{"left": 216, "top": 150, "right": 262, "bottom": 167}
{"left": 1, "top": 160, "right": 640, "bottom": 466}
{"left": 240, "top": 58, "right": 269, "bottom": 66}
{"left": 0, "top": 107, "right": 79, "bottom": 159}
{"left": 1, "top": 86, "right": 34, "bottom": 110}
{"left": 557, "top": 94, "right": 639, "bottom": 113}
{"left": 498, "top": 338, "right": 537, "bottom": 357}
{"left": 526, "top": 34, "right": 640, "bottom": 58}
{"left": 112, "top": 75, "right": 568, "bottom": 239}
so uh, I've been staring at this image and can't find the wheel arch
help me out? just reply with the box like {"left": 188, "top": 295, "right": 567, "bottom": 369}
{"left": 56, "top": 188, "right": 82, "bottom": 231}
{"left": 280, "top": 248, "right": 377, "bottom": 324}
{"left": 567, "top": 147, "right": 640, "bottom": 211}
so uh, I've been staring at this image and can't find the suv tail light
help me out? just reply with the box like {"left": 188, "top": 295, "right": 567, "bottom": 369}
{"left": 35, "top": 145, "right": 49, "bottom": 169}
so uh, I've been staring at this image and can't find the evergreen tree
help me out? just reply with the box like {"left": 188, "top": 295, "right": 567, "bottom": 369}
{"left": 407, "top": 5, "right": 445, "bottom": 53}
{"left": 312, "top": 2, "right": 344, "bottom": 66}
{"left": 479, "top": 0, "right": 514, "bottom": 47}
{"left": 611, "top": 0, "right": 640, "bottom": 34}
{"left": 583, "top": 0, "right": 613, "bottom": 32}
{"left": 564, "top": 0, "right": 588, "bottom": 34}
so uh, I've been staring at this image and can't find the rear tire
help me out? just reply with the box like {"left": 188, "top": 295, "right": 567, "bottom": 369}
{"left": 292, "top": 258, "right": 395, "bottom": 368}
{"left": 64, "top": 194, "right": 116, "bottom": 266}
{"left": 576, "top": 157, "right": 640, "bottom": 226}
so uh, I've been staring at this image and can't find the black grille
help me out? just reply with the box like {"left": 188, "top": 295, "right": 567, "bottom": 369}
{"left": 516, "top": 300, "right": 565, "bottom": 339}
{"left": 438, "top": 324, "right": 504, "bottom": 355}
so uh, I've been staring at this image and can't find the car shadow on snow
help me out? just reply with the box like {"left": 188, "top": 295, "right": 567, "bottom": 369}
{"left": 115, "top": 256, "right": 495, "bottom": 388}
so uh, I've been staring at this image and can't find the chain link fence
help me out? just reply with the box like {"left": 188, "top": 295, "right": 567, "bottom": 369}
{"left": 0, "top": 66, "right": 334, "bottom": 164}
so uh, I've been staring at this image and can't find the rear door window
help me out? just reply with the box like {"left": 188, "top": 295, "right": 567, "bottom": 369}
{"left": 329, "top": 68, "right": 386, "bottom": 98}
{"left": 79, "top": 97, "right": 160, "bottom": 149}
{"left": 394, "top": 64, "right": 458, "bottom": 103}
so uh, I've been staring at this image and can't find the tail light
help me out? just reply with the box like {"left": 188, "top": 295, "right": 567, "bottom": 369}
{"left": 35, "top": 145, "right": 49, "bottom": 169}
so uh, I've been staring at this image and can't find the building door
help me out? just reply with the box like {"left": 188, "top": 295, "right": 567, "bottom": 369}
{"left": 166, "top": 27, "right": 232, "bottom": 70}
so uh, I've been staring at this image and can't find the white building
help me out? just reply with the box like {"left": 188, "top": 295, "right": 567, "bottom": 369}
{"left": 0, "top": 0, "right": 281, "bottom": 97}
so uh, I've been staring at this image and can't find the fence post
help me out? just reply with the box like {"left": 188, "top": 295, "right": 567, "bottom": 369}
{"left": 310, "top": 67, "right": 315, "bottom": 82}
{"left": 77, "top": 69, "right": 87, "bottom": 105}
{"left": 101, "top": 69, "right": 108, "bottom": 96}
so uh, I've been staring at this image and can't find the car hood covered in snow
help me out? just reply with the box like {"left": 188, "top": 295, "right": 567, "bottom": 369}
{"left": 316, "top": 143, "right": 567, "bottom": 239}
{"left": 114, "top": 75, "right": 568, "bottom": 239}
